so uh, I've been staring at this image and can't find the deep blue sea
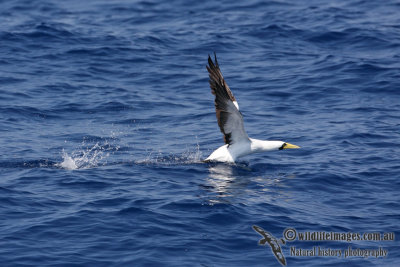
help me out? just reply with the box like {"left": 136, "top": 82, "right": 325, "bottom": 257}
{"left": 1, "top": 0, "right": 400, "bottom": 266}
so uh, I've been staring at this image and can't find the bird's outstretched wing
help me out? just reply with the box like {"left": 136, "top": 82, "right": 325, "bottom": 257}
{"left": 207, "top": 53, "right": 249, "bottom": 145}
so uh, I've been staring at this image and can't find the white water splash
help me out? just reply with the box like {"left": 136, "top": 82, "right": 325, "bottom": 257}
{"left": 59, "top": 151, "right": 78, "bottom": 170}
{"left": 182, "top": 141, "right": 203, "bottom": 163}
{"left": 59, "top": 134, "right": 202, "bottom": 169}
{"left": 58, "top": 141, "right": 119, "bottom": 170}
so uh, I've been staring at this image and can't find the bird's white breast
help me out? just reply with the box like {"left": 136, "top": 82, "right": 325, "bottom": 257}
{"left": 206, "top": 140, "right": 252, "bottom": 163}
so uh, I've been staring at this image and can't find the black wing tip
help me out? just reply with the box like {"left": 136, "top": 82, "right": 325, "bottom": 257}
{"left": 207, "top": 52, "right": 219, "bottom": 68}
{"left": 214, "top": 52, "right": 218, "bottom": 67}
{"left": 207, "top": 54, "right": 214, "bottom": 68}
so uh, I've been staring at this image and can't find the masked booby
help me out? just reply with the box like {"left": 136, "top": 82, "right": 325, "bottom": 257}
{"left": 205, "top": 53, "right": 300, "bottom": 163}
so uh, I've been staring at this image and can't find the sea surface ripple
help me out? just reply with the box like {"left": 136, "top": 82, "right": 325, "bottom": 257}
{"left": 1, "top": 0, "right": 399, "bottom": 266}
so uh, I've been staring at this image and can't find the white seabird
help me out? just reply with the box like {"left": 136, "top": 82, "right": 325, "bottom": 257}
{"left": 205, "top": 53, "right": 300, "bottom": 163}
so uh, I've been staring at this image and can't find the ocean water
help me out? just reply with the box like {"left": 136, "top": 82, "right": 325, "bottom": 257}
{"left": 1, "top": 0, "right": 399, "bottom": 266}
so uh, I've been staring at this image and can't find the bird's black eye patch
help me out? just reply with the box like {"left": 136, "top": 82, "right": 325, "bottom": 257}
{"left": 279, "top": 143, "right": 287, "bottom": 150}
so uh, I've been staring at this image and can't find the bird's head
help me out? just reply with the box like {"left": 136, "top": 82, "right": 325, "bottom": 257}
{"left": 278, "top": 142, "right": 300, "bottom": 150}
{"left": 251, "top": 139, "right": 300, "bottom": 152}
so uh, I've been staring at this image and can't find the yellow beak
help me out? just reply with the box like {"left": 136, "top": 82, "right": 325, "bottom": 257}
{"left": 283, "top": 143, "right": 300, "bottom": 149}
